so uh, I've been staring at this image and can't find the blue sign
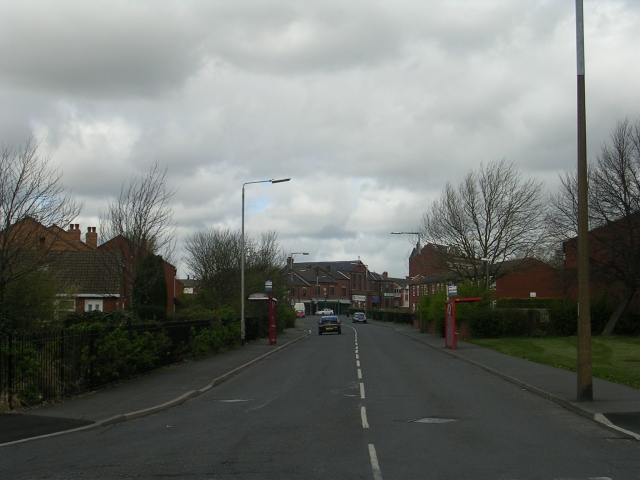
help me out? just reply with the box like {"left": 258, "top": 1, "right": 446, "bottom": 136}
{"left": 265, "top": 279, "right": 273, "bottom": 292}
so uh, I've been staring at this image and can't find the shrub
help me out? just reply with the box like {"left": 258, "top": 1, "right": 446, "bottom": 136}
{"left": 66, "top": 322, "right": 172, "bottom": 386}
{"left": 467, "top": 308, "right": 537, "bottom": 338}
{"left": 64, "top": 310, "right": 142, "bottom": 328}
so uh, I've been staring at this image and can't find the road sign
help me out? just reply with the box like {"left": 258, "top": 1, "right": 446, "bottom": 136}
{"left": 447, "top": 284, "right": 457, "bottom": 296}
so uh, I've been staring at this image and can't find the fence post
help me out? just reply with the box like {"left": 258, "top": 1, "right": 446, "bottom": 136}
{"left": 59, "top": 330, "right": 65, "bottom": 396}
{"left": 8, "top": 334, "right": 13, "bottom": 411}
{"left": 88, "top": 334, "right": 94, "bottom": 391}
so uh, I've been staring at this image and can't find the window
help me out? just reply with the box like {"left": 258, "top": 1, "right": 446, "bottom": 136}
{"left": 341, "top": 287, "right": 346, "bottom": 297}
{"left": 330, "top": 286, "right": 334, "bottom": 296}
{"left": 291, "top": 287, "right": 295, "bottom": 296}
{"left": 302, "top": 288, "right": 307, "bottom": 297}
{"left": 85, "top": 299, "right": 103, "bottom": 312}
{"left": 315, "top": 286, "right": 320, "bottom": 295}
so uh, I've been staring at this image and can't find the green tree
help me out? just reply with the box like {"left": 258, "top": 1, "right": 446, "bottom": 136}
{"left": 132, "top": 253, "right": 167, "bottom": 321}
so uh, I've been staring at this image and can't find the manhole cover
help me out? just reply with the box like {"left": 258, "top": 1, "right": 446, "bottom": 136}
{"left": 409, "top": 417, "right": 459, "bottom": 424}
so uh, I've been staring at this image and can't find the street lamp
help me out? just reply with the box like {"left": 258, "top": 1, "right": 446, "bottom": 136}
{"left": 351, "top": 261, "right": 369, "bottom": 315}
{"left": 241, "top": 177, "right": 290, "bottom": 345}
{"left": 392, "top": 231, "right": 421, "bottom": 312}
{"left": 479, "top": 257, "right": 490, "bottom": 290}
{"left": 391, "top": 231, "right": 420, "bottom": 247}
{"left": 289, "top": 252, "right": 308, "bottom": 303}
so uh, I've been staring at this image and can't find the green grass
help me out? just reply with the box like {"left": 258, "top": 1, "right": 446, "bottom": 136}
{"left": 466, "top": 336, "right": 640, "bottom": 389}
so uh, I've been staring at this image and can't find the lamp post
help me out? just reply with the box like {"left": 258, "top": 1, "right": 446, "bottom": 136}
{"left": 391, "top": 231, "right": 420, "bottom": 311}
{"left": 479, "top": 257, "right": 490, "bottom": 290}
{"left": 288, "top": 252, "right": 308, "bottom": 302}
{"left": 351, "top": 260, "right": 369, "bottom": 315}
{"left": 391, "top": 231, "right": 420, "bottom": 249}
{"left": 241, "top": 177, "right": 290, "bottom": 345}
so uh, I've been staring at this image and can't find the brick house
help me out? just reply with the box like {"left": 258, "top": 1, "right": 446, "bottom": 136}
{"left": 563, "top": 212, "right": 640, "bottom": 320}
{"left": 286, "top": 259, "right": 384, "bottom": 314}
{"left": 406, "top": 258, "right": 563, "bottom": 313}
{"left": 1, "top": 218, "right": 177, "bottom": 314}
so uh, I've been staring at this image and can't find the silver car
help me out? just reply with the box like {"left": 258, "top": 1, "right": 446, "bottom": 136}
{"left": 352, "top": 312, "right": 367, "bottom": 323}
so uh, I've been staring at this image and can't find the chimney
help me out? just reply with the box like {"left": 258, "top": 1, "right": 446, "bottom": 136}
{"left": 68, "top": 223, "right": 81, "bottom": 242}
{"left": 86, "top": 227, "right": 98, "bottom": 248}
{"left": 383, "top": 271, "right": 388, "bottom": 278}
{"left": 287, "top": 257, "right": 293, "bottom": 269}
{"left": 326, "top": 265, "right": 330, "bottom": 272}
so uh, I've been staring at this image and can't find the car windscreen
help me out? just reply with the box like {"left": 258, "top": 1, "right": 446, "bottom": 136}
{"left": 321, "top": 316, "right": 338, "bottom": 322}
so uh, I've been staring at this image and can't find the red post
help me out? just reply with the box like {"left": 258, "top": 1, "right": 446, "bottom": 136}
{"left": 445, "top": 297, "right": 483, "bottom": 350}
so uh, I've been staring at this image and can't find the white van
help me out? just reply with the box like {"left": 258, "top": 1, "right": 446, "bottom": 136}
{"left": 294, "top": 302, "right": 305, "bottom": 314}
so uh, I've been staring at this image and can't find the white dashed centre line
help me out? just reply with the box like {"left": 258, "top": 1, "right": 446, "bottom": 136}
{"left": 368, "top": 444, "right": 383, "bottom": 480}
{"left": 356, "top": 360, "right": 360, "bottom": 367}
{"left": 361, "top": 406, "right": 369, "bottom": 428}
{"left": 357, "top": 368, "right": 362, "bottom": 379}
{"left": 360, "top": 382, "right": 365, "bottom": 399}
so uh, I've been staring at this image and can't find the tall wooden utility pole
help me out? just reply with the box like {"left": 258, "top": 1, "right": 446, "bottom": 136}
{"left": 576, "top": 0, "right": 593, "bottom": 401}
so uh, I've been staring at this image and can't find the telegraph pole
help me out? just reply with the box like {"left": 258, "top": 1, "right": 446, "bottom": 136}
{"left": 576, "top": 0, "right": 593, "bottom": 401}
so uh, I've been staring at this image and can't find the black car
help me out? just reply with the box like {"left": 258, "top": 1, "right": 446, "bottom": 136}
{"left": 318, "top": 315, "right": 341, "bottom": 335}
{"left": 352, "top": 312, "right": 367, "bottom": 323}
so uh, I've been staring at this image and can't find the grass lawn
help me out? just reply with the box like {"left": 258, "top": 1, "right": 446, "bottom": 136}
{"left": 466, "top": 336, "right": 640, "bottom": 389}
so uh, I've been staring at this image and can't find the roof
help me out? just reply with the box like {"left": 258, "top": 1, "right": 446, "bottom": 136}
{"left": 47, "top": 251, "right": 123, "bottom": 295}
{"left": 178, "top": 278, "right": 201, "bottom": 289}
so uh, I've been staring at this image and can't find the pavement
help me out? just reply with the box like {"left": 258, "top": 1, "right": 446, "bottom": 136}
{"left": 1, "top": 320, "right": 639, "bottom": 447}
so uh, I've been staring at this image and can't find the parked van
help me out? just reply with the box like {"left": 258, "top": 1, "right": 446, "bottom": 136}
{"left": 294, "top": 302, "right": 305, "bottom": 313}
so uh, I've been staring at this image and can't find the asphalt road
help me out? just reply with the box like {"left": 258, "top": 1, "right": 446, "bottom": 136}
{"left": 1, "top": 316, "right": 639, "bottom": 479}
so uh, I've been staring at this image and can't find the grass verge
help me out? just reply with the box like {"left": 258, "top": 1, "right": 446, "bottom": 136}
{"left": 466, "top": 336, "right": 640, "bottom": 389}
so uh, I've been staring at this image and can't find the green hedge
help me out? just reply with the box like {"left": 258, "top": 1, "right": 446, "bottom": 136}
{"left": 66, "top": 322, "right": 172, "bottom": 385}
{"left": 369, "top": 309, "right": 415, "bottom": 324}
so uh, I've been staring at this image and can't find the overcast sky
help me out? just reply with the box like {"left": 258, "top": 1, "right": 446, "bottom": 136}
{"left": 2, "top": 1, "right": 640, "bottom": 278}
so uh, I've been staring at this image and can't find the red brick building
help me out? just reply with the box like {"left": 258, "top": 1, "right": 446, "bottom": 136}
{"left": 1, "top": 218, "right": 177, "bottom": 313}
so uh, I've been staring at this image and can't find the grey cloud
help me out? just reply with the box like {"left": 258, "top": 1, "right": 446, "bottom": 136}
{"left": 1, "top": 2, "right": 203, "bottom": 99}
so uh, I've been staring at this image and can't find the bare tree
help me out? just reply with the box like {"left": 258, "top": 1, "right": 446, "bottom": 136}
{"left": 183, "top": 228, "right": 286, "bottom": 312}
{"left": 550, "top": 118, "right": 640, "bottom": 333}
{"left": 99, "top": 163, "right": 177, "bottom": 308}
{"left": 0, "top": 137, "right": 82, "bottom": 321}
{"left": 184, "top": 228, "right": 243, "bottom": 309}
{"left": 421, "top": 159, "right": 547, "bottom": 283}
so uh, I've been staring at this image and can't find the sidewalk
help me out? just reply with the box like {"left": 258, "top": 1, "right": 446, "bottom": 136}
{"left": 0, "top": 326, "right": 311, "bottom": 446}
{"left": 375, "top": 320, "right": 640, "bottom": 441}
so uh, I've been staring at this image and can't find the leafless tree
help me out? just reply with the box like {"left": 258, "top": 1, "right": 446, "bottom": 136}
{"left": 421, "top": 159, "right": 547, "bottom": 283}
{"left": 99, "top": 163, "right": 177, "bottom": 308}
{"left": 183, "top": 228, "right": 286, "bottom": 312}
{"left": 0, "top": 137, "right": 82, "bottom": 320}
{"left": 550, "top": 118, "right": 640, "bottom": 334}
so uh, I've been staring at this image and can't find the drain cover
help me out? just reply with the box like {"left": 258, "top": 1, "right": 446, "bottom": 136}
{"left": 409, "top": 417, "right": 459, "bottom": 424}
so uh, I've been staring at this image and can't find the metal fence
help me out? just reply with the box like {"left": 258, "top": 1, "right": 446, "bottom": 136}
{"left": 0, "top": 320, "right": 213, "bottom": 410}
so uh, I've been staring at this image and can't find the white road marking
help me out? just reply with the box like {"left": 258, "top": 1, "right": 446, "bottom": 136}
{"left": 360, "top": 382, "right": 365, "bottom": 399}
{"left": 361, "top": 406, "right": 369, "bottom": 428}
{"left": 368, "top": 444, "right": 383, "bottom": 480}
{"left": 358, "top": 368, "right": 362, "bottom": 379}
{"left": 356, "top": 360, "right": 360, "bottom": 367}
{"left": 356, "top": 354, "right": 359, "bottom": 360}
